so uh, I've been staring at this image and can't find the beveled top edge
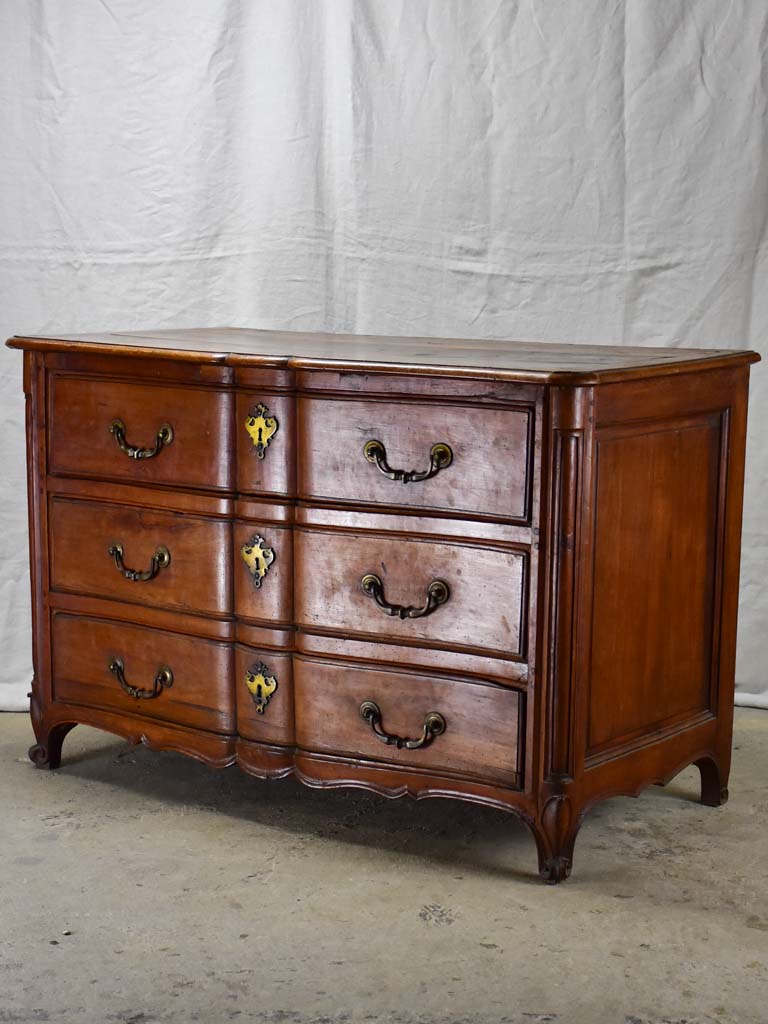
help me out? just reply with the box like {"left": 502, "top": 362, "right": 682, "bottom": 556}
{"left": 6, "top": 327, "right": 760, "bottom": 384}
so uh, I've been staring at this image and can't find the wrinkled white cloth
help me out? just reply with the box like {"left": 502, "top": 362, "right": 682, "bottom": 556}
{"left": 0, "top": 0, "right": 765, "bottom": 709}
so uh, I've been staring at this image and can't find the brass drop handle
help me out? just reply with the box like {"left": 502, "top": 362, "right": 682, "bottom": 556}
{"left": 109, "top": 418, "right": 174, "bottom": 459}
{"left": 363, "top": 439, "right": 452, "bottom": 483}
{"left": 361, "top": 573, "right": 450, "bottom": 619}
{"left": 108, "top": 657, "right": 173, "bottom": 700}
{"left": 107, "top": 543, "right": 171, "bottom": 582}
{"left": 360, "top": 700, "right": 446, "bottom": 750}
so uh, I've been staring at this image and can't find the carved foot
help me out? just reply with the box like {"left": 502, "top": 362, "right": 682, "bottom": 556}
{"left": 539, "top": 855, "right": 572, "bottom": 885}
{"left": 28, "top": 723, "right": 76, "bottom": 770}
{"left": 531, "top": 795, "right": 582, "bottom": 885}
{"left": 695, "top": 756, "right": 729, "bottom": 808}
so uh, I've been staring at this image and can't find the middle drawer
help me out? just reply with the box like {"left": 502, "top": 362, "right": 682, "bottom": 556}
{"left": 295, "top": 528, "right": 528, "bottom": 659}
{"left": 49, "top": 497, "right": 231, "bottom": 616}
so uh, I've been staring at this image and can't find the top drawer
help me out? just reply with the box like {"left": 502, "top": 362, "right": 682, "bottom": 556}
{"left": 298, "top": 398, "right": 533, "bottom": 521}
{"left": 49, "top": 376, "right": 233, "bottom": 491}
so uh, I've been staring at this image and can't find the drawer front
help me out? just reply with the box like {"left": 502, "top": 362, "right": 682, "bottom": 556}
{"left": 235, "top": 646, "right": 294, "bottom": 746}
{"left": 295, "top": 529, "right": 527, "bottom": 658}
{"left": 294, "top": 657, "right": 521, "bottom": 787}
{"left": 52, "top": 615, "right": 234, "bottom": 734}
{"left": 236, "top": 393, "right": 295, "bottom": 496}
{"left": 49, "top": 376, "right": 233, "bottom": 490}
{"left": 50, "top": 498, "right": 230, "bottom": 616}
{"left": 234, "top": 521, "right": 293, "bottom": 625}
{"left": 298, "top": 397, "right": 532, "bottom": 521}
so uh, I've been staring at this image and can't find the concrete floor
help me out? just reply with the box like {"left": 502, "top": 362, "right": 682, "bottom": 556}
{"left": 1, "top": 710, "right": 767, "bottom": 1024}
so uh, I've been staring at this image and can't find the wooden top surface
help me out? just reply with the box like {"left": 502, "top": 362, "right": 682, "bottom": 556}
{"left": 7, "top": 327, "right": 760, "bottom": 384}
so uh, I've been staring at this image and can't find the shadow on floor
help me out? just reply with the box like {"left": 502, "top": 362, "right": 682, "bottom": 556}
{"left": 49, "top": 726, "right": 551, "bottom": 882}
{"left": 24, "top": 720, "right": 710, "bottom": 887}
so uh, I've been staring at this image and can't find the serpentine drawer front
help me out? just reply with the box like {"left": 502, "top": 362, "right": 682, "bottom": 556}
{"left": 293, "top": 657, "right": 522, "bottom": 788}
{"left": 52, "top": 614, "right": 235, "bottom": 734}
{"left": 50, "top": 497, "right": 231, "bottom": 616}
{"left": 294, "top": 528, "right": 527, "bottom": 658}
{"left": 49, "top": 376, "right": 233, "bottom": 490}
{"left": 298, "top": 397, "right": 532, "bottom": 520}
{"left": 9, "top": 327, "right": 759, "bottom": 884}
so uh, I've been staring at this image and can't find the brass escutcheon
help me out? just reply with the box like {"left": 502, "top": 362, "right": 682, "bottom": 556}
{"left": 245, "top": 662, "right": 278, "bottom": 714}
{"left": 240, "top": 535, "right": 275, "bottom": 589}
{"left": 245, "top": 403, "right": 278, "bottom": 459}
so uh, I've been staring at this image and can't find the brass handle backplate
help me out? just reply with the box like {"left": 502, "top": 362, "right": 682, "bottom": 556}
{"left": 360, "top": 700, "right": 446, "bottom": 750}
{"left": 108, "top": 657, "right": 173, "bottom": 700}
{"left": 108, "top": 543, "right": 171, "bottom": 582}
{"left": 363, "top": 439, "right": 452, "bottom": 484}
{"left": 361, "top": 573, "right": 450, "bottom": 620}
{"left": 109, "top": 419, "right": 174, "bottom": 460}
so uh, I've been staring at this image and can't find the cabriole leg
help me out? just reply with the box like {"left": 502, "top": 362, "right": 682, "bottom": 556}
{"left": 28, "top": 722, "right": 77, "bottom": 770}
{"left": 531, "top": 795, "right": 583, "bottom": 884}
{"left": 695, "top": 755, "right": 729, "bottom": 808}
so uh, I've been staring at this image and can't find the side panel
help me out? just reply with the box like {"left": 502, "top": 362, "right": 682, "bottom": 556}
{"left": 587, "top": 413, "right": 723, "bottom": 757}
{"left": 578, "top": 366, "right": 751, "bottom": 793}
{"left": 533, "top": 365, "right": 753, "bottom": 881}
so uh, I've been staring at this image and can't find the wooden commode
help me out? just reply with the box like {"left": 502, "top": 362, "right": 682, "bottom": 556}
{"left": 7, "top": 328, "right": 759, "bottom": 882}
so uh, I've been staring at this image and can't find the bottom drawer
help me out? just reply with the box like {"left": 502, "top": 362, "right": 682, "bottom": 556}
{"left": 294, "top": 657, "right": 522, "bottom": 787}
{"left": 51, "top": 614, "right": 234, "bottom": 734}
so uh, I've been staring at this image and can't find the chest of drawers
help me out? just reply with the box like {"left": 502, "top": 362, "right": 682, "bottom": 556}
{"left": 8, "top": 328, "right": 759, "bottom": 883}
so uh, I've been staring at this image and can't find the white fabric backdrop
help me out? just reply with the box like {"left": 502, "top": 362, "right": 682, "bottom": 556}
{"left": 0, "top": 0, "right": 765, "bottom": 710}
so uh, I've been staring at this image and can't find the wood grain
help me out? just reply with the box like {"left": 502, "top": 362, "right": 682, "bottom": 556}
{"left": 294, "top": 656, "right": 521, "bottom": 787}
{"left": 298, "top": 396, "right": 532, "bottom": 521}
{"left": 294, "top": 527, "right": 528, "bottom": 658}
{"left": 48, "top": 375, "right": 233, "bottom": 490}
{"left": 586, "top": 415, "right": 723, "bottom": 757}
{"left": 8, "top": 327, "right": 759, "bottom": 384}
{"left": 50, "top": 496, "right": 231, "bottom": 616}
{"left": 51, "top": 613, "right": 234, "bottom": 734}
